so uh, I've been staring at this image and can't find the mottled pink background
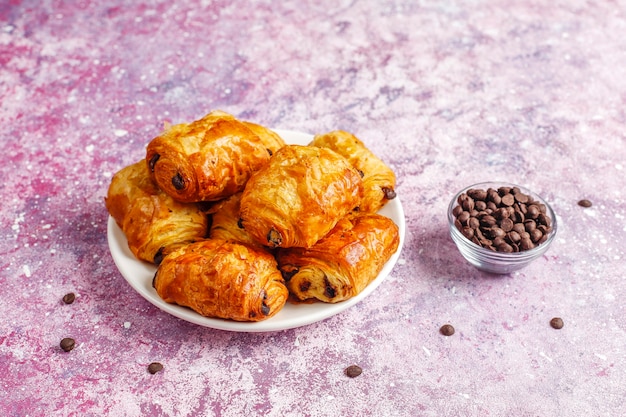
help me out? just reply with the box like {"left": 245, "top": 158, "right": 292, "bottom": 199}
{"left": 1, "top": 1, "right": 625, "bottom": 416}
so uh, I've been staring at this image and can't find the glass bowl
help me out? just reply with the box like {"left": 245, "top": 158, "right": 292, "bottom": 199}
{"left": 447, "top": 182, "right": 557, "bottom": 274}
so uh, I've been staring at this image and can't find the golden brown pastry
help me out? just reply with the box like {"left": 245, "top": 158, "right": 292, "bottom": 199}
{"left": 105, "top": 161, "right": 209, "bottom": 264}
{"left": 146, "top": 110, "right": 272, "bottom": 203}
{"left": 309, "top": 130, "right": 396, "bottom": 214}
{"left": 241, "top": 121, "right": 285, "bottom": 155}
{"left": 208, "top": 192, "right": 265, "bottom": 249}
{"left": 276, "top": 213, "right": 400, "bottom": 303}
{"left": 153, "top": 239, "right": 288, "bottom": 321}
{"left": 239, "top": 144, "right": 364, "bottom": 249}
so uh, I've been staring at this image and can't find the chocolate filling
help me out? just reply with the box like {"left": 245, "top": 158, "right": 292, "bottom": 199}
{"left": 172, "top": 172, "right": 185, "bottom": 190}
{"left": 148, "top": 153, "right": 160, "bottom": 172}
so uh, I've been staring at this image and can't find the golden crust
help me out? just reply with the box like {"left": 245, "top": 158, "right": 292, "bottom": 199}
{"left": 145, "top": 110, "right": 272, "bottom": 203}
{"left": 209, "top": 192, "right": 266, "bottom": 249}
{"left": 153, "top": 239, "right": 288, "bottom": 321}
{"left": 104, "top": 161, "right": 209, "bottom": 264}
{"left": 239, "top": 144, "right": 364, "bottom": 249}
{"left": 241, "top": 121, "right": 286, "bottom": 155}
{"left": 276, "top": 213, "right": 400, "bottom": 303}
{"left": 310, "top": 130, "right": 396, "bottom": 214}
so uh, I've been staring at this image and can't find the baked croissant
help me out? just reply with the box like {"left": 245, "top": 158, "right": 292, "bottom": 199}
{"left": 239, "top": 144, "right": 364, "bottom": 249}
{"left": 209, "top": 192, "right": 265, "bottom": 249}
{"left": 309, "top": 130, "right": 396, "bottom": 214}
{"left": 146, "top": 110, "right": 272, "bottom": 203}
{"left": 242, "top": 121, "right": 285, "bottom": 155}
{"left": 105, "top": 161, "right": 209, "bottom": 264}
{"left": 152, "top": 239, "right": 288, "bottom": 321}
{"left": 276, "top": 213, "right": 400, "bottom": 303}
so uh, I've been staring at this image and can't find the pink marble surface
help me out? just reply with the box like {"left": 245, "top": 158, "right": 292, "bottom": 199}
{"left": 1, "top": 1, "right": 625, "bottom": 416}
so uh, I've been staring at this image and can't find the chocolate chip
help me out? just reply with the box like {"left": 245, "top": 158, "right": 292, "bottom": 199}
{"left": 453, "top": 187, "right": 553, "bottom": 253}
{"left": 457, "top": 211, "right": 470, "bottom": 224}
{"left": 526, "top": 204, "right": 540, "bottom": 219}
{"left": 62, "top": 293, "right": 75, "bottom": 304}
{"left": 172, "top": 172, "right": 185, "bottom": 190}
{"left": 480, "top": 215, "right": 497, "bottom": 227}
{"left": 500, "top": 193, "right": 515, "bottom": 206}
{"left": 461, "top": 197, "right": 475, "bottom": 212}
{"left": 439, "top": 324, "right": 455, "bottom": 336}
{"left": 461, "top": 226, "right": 475, "bottom": 240}
{"left": 499, "top": 218, "right": 514, "bottom": 232}
{"left": 550, "top": 317, "right": 564, "bottom": 329}
{"left": 519, "top": 237, "right": 534, "bottom": 250}
{"left": 237, "top": 218, "right": 244, "bottom": 229}
{"left": 60, "top": 338, "right": 75, "bottom": 352}
{"left": 578, "top": 199, "right": 592, "bottom": 208}
{"left": 496, "top": 242, "right": 514, "bottom": 253}
{"left": 345, "top": 365, "right": 362, "bottom": 378}
{"left": 148, "top": 362, "right": 164, "bottom": 374}
{"left": 467, "top": 188, "right": 487, "bottom": 201}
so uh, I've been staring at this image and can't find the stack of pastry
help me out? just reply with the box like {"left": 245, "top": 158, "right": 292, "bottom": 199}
{"left": 105, "top": 110, "right": 400, "bottom": 322}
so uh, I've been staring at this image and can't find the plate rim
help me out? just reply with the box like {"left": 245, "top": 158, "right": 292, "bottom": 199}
{"left": 106, "top": 129, "right": 406, "bottom": 332}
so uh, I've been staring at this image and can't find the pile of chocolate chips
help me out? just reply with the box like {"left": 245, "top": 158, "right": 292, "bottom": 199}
{"left": 452, "top": 186, "right": 553, "bottom": 253}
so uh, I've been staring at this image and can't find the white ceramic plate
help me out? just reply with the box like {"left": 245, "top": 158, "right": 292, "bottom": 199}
{"left": 107, "top": 129, "right": 406, "bottom": 332}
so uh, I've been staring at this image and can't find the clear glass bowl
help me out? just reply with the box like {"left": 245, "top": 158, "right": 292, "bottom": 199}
{"left": 447, "top": 182, "right": 558, "bottom": 274}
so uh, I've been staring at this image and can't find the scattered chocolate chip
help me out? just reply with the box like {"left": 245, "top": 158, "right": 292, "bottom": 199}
{"left": 148, "top": 362, "right": 164, "bottom": 374}
{"left": 439, "top": 324, "right": 455, "bottom": 336}
{"left": 62, "top": 293, "right": 75, "bottom": 304}
{"left": 345, "top": 365, "right": 362, "bottom": 378}
{"left": 577, "top": 199, "right": 592, "bottom": 208}
{"left": 60, "top": 337, "right": 75, "bottom": 352}
{"left": 237, "top": 218, "right": 244, "bottom": 229}
{"left": 550, "top": 317, "right": 564, "bottom": 329}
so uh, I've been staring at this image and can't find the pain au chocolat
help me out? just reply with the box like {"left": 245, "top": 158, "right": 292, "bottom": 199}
{"left": 276, "top": 213, "right": 400, "bottom": 303}
{"left": 239, "top": 144, "right": 364, "bottom": 249}
{"left": 145, "top": 110, "right": 284, "bottom": 203}
{"left": 153, "top": 239, "right": 288, "bottom": 321}
{"left": 105, "top": 160, "right": 209, "bottom": 264}
{"left": 309, "top": 130, "right": 396, "bottom": 215}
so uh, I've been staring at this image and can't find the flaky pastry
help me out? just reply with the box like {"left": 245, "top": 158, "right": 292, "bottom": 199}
{"left": 146, "top": 110, "right": 272, "bottom": 203}
{"left": 105, "top": 161, "right": 209, "bottom": 264}
{"left": 239, "top": 144, "right": 364, "bottom": 249}
{"left": 310, "top": 130, "right": 396, "bottom": 214}
{"left": 153, "top": 239, "right": 288, "bottom": 321}
{"left": 209, "top": 192, "right": 265, "bottom": 249}
{"left": 276, "top": 213, "right": 400, "bottom": 303}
